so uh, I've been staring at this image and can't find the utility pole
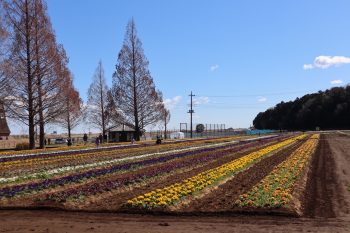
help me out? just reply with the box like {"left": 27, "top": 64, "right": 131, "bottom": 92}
{"left": 188, "top": 91, "right": 195, "bottom": 138}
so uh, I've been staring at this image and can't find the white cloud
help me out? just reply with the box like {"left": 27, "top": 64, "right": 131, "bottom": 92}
{"left": 304, "top": 56, "right": 350, "bottom": 70}
{"left": 193, "top": 96, "right": 210, "bottom": 105}
{"left": 330, "top": 79, "right": 343, "bottom": 85}
{"left": 257, "top": 97, "right": 267, "bottom": 102}
{"left": 210, "top": 64, "right": 219, "bottom": 71}
{"left": 303, "top": 64, "right": 314, "bottom": 70}
{"left": 164, "top": 96, "right": 182, "bottom": 110}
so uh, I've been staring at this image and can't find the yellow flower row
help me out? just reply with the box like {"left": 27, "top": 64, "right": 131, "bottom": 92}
{"left": 236, "top": 134, "right": 319, "bottom": 208}
{"left": 127, "top": 134, "right": 306, "bottom": 208}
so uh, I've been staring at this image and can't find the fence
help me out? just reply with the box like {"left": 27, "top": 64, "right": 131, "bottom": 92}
{"left": 146, "top": 129, "right": 276, "bottom": 140}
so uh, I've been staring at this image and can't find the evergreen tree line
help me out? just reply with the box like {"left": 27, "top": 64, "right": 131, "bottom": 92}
{"left": 253, "top": 85, "right": 350, "bottom": 130}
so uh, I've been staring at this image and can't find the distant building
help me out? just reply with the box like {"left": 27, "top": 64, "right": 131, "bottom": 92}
{"left": 0, "top": 102, "right": 10, "bottom": 140}
{"left": 108, "top": 125, "right": 135, "bottom": 142}
{"left": 170, "top": 132, "right": 185, "bottom": 139}
{"left": 233, "top": 128, "right": 248, "bottom": 134}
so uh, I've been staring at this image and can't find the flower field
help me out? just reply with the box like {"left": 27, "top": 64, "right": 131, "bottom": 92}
{"left": 236, "top": 134, "right": 319, "bottom": 208}
{"left": 0, "top": 133, "right": 321, "bottom": 216}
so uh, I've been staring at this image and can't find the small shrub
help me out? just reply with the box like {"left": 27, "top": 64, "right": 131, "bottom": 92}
{"left": 15, "top": 142, "right": 30, "bottom": 151}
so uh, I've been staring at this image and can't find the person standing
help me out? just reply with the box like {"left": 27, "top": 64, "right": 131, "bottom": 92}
{"left": 156, "top": 135, "right": 162, "bottom": 144}
{"left": 99, "top": 134, "right": 103, "bottom": 144}
{"left": 95, "top": 137, "right": 100, "bottom": 148}
{"left": 83, "top": 133, "right": 88, "bottom": 145}
{"left": 67, "top": 138, "right": 72, "bottom": 146}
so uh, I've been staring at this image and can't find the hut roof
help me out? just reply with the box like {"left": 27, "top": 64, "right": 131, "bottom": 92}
{"left": 108, "top": 125, "right": 135, "bottom": 132}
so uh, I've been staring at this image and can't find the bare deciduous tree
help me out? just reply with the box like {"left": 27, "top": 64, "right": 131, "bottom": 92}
{"left": 56, "top": 70, "right": 83, "bottom": 139}
{"left": 3, "top": 0, "right": 70, "bottom": 149}
{"left": 32, "top": 0, "right": 69, "bottom": 148}
{"left": 86, "top": 61, "right": 109, "bottom": 142}
{"left": 112, "top": 19, "right": 164, "bottom": 141}
{"left": 3, "top": 0, "right": 38, "bottom": 148}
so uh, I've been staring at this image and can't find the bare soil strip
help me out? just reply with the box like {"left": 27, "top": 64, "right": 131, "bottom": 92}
{"left": 0, "top": 210, "right": 349, "bottom": 233}
{"left": 302, "top": 134, "right": 345, "bottom": 218}
{"left": 327, "top": 133, "right": 350, "bottom": 218}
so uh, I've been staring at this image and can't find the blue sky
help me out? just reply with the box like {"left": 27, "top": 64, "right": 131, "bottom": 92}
{"left": 10, "top": 0, "right": 350, "bottom": 134}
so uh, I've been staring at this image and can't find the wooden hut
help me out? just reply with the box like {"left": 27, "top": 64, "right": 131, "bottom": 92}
{"left": 108, "top": 125, "right": 135, "bottom": 142}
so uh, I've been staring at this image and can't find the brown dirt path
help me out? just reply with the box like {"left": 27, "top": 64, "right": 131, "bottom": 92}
{"left": 0, "top": 210, "right": 349, "bottom": 233}
{"left": 328, "top": 133, "right": 350, "bottom": 218}
{"left": 303, "top": 134, "right": 349, "bottom": 218}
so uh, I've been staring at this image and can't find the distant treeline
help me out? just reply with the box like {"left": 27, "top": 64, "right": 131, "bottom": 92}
{"left": 253, "top": 85, "right": 350, "bottom": 130}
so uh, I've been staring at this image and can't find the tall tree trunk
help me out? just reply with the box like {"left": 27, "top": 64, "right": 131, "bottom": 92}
{"left": 99, "top": 62, "right": 105, "bottom": 143}
{"left": 164, "top": 118, "right": 167, "bottom": 139}
{"left": 66, "top": 98, "right": 71, "bottom": 138}
{"left": 34, "top": 1, "right": 45, "bottom": 149}
{"left": 25, "top": 0, "right": 35, "bottom": 149}
{"left": 37, "top": 76, "right": 45, "bottom": 148}
{"left": 39, "top": 110, "right": 44, "bottom": 148}
{"left": 131, "top": 24, "right": 140, "bottom": 141}
{"left": 67, "top": 118, "right": 71, "bottom": 138}
{"left": 133, "top": 86, "right": 140, "bottom": 141}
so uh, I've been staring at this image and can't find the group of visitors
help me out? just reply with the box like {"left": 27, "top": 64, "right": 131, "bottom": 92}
{"left": 95, "top": 134, "right": 104, "bottom": 148}
{"left": 81, "top": 133, "right": 105, "bottom": 147}
{"left": 82, "top": 133, "right": 104, "bottom": 147}
{"left": 59, "top": 133, "right": 163, "bottom": 148}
